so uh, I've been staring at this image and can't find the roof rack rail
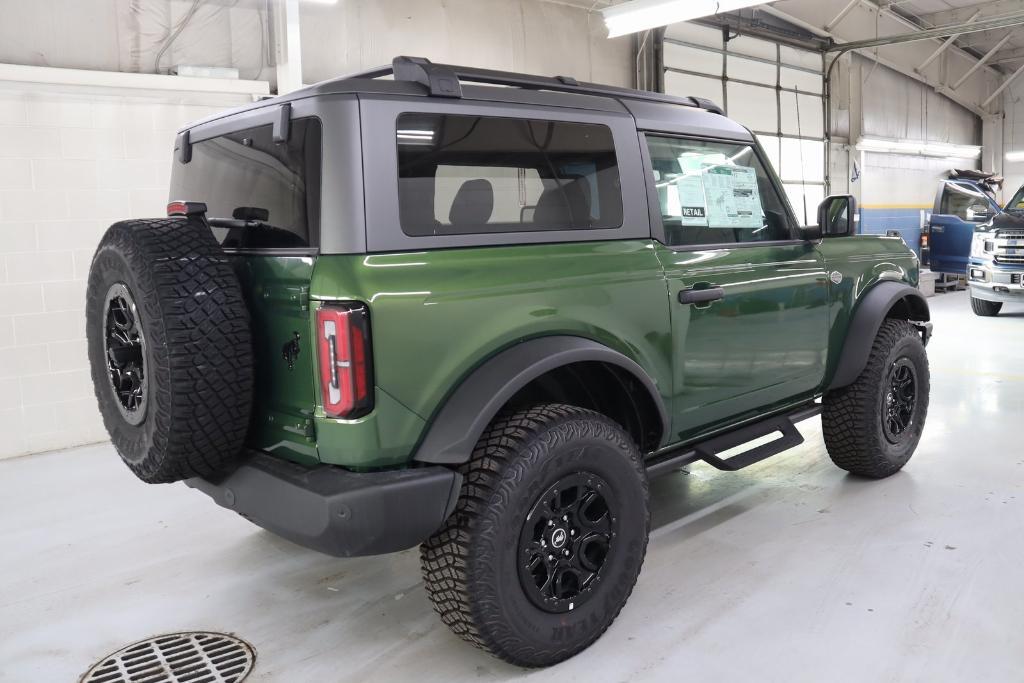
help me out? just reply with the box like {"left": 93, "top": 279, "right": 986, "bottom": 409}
{"left": 345, "top": 56, "right": 725, "bottom": 116}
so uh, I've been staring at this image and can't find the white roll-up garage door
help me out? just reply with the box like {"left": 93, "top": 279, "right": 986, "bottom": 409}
{"left": 663, "top": 23, "right": 825, "bottom": 225}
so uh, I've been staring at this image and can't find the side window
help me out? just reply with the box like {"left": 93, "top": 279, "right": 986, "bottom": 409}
{"left": 396, "top": 113, "right": 623, "bottom": 236}
{"left": 644, "top": 135, "right": 796, "bottom": 247}
{"left": 940, "top": 183, "right": 989, "bottom": 221}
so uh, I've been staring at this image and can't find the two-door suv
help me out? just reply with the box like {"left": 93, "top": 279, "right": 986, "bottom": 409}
{"left": 87, "top": 57, "right": 932, "bottom": 667}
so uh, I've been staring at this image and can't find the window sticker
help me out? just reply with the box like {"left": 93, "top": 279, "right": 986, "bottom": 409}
{"left": 703, "top": 165, "right": 763, "bottom": 229}
{"left": 675, "top": 174, "right": 708, "bottom": 226}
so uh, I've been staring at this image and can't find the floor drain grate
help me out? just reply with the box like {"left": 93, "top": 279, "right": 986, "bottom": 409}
{"left": 80, "top": 631, "right": 255, "bottom": 683}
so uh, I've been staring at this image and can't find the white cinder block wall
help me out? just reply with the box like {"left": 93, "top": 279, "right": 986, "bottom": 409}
{"left": 0, "top": 84, "right": 253, "bottom": 459}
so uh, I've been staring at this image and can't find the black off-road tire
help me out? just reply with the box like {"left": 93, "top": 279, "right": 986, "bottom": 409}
{"left": 822, "top": 319, "right": 929, "bottom": 478}
{"left": 970, "top": 295, "right": 1002, "bottom": 317}
{"left": 420, "top": 404, "right": 649, "bottom": 668}
{"left": 86, "top": 217, "right": 253, "bottom": 484}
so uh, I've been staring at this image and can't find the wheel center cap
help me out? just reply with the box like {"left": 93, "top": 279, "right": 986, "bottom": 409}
{"left": 551, "top": 528, "right": 567, "bottom": 549}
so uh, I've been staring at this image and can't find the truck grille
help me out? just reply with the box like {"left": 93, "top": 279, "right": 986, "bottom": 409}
{"left": 993, "top": 231, "right": 1024, "bottom": 265}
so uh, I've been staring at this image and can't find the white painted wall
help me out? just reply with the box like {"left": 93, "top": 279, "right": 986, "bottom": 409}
{"left": 0, "top": 83, "right": 254, "bottom": 459}
{"left": 298, "top": 0, "right": 633, "bottom": 87}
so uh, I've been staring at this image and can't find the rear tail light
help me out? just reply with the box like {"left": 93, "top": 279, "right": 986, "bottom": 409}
{"left": 317, "top": 303, "right": 373, "bottom": 419}
{"left": 167, "top": 201, "right": 208, "bottom": 217}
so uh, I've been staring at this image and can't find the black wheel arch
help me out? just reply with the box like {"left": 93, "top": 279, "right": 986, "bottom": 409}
{"left": 412, "top": 336, "right": 669, "bottom": 465}
{"left": 828, "top": 280, "right": 930, "bottom": 391}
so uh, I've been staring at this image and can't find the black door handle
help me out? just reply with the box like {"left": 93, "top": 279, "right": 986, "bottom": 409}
{"left": 678, "top": 286, "right": 725, "bottom": 305}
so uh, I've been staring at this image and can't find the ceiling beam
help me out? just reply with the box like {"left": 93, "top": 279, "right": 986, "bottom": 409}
{"left": 915, "top": 9, "right": 981, "bottom": 73}
{"left": 824, "top": 12, "right": 1024, "bottom": 53}
{"left": 825, "top": 0, "right": 861, "bottom": 33}
{"left": 982, "top": 61, "right": 1024, "bottom": 107}
{"left": 952, "top": 33, "right": 1014, "bottom": 91}
{"left": 760, "top": 5, "right": 987, "bottom": 116}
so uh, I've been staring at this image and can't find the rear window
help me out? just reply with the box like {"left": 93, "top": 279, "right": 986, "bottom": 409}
{"left": 170, "top": 117, "right": 322, "bottom": 249}
{"left": 396, "top": 113, "right": 622, "bottom": 236}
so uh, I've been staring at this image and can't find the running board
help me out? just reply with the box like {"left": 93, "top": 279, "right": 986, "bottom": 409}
{"left": 646, "top": 403, "right": 822, "bottom": 477}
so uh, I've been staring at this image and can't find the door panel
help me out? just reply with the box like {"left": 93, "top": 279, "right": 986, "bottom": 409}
{"left": 655, "top": 242, "right": 829, "bottom": 442}
{"left": 232, "top": 254, "right": 318, "bottom": 465}
{"left": 929, "top": 181, "right": 998, "bottom": 274}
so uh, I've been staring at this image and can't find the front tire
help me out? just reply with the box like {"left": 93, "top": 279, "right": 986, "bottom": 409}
{"left": 420, "top": 404, "right": 649, "bottom": 667}
{"left": 970, "top": 295, "right": 1002, "bottom": 317}
{"left": 822, "top": 319, "right": 929, "bottom": 478}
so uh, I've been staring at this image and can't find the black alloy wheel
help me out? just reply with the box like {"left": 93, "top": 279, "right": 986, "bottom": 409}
{"left": 518, "top": 472, "right": 618, "bottom": 613}
{"left": 103, "top": 282, "right": 148, "bottom": 425}
{"left": 882, "top": 358, "right": 917, "bottom": 443}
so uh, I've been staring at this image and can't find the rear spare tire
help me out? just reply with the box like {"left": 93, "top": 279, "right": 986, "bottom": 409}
{"left": 86, "top": 217, "right": 253, "bottom": 484}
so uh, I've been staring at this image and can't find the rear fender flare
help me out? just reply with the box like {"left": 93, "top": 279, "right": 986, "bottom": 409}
{"left": 412, "top": 336, "right": 668, "bottom": 465}
{"left": 828, "top": 281, "right": 930, "bottom": 391}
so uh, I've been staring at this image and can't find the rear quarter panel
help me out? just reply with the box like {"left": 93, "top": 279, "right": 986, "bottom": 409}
{"left": 310, "top": 240, "right": 672, "bottom": 467}
{"left": 815, "top": 235, "right": 920, "bottom": 385}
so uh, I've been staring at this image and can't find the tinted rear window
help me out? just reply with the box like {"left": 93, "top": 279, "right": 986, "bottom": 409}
{"left": 396, "top": 113, "right": 622, "bottom": 236}
{"left": 170, "top": 117, "right": 322, "bottom": 248}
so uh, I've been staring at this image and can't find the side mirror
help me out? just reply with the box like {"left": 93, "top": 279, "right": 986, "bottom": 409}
{"left": 817, "top": 194, "right": 857, "bottom": 237}
{"left": 965, "top": 204, "right": 992, "bottom": 223}
{"left": 799, "top": 224, "right": 822, "bottom": 241}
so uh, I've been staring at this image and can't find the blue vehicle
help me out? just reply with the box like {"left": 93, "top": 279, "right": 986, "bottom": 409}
{"left": 926, "top": 171, "right": 1001, "bottom": 275}
{"left": 966, "top": 184, "right": 1024, "bottom": 316}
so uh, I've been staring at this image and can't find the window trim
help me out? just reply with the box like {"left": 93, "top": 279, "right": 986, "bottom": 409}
{"left": 361, "top": 97, "right": 650, "bottom": 253}
{"left": 638, "top": 130, "right": 804, "bottom": 252}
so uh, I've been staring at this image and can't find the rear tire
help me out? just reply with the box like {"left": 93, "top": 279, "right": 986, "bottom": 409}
{"left": 970, "top": 295, "right": 1002, "bottom": 317}
{"left": 420, "top": 404, "right": 649, "bottom": 667}
{"left": 86, "top": 218, "right": 254, "bottom": 484}
{"left": 822, "top": 319, "right": 929, "bottom": 478}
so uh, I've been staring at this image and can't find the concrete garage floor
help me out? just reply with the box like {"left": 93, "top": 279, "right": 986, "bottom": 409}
{"left": 3, "top": 289, "right": 1023, "bottom": 682}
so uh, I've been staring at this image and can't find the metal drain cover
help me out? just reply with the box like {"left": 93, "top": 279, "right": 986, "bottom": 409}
{"left": 80, "top": 631, "right": 255, "bottom": 683}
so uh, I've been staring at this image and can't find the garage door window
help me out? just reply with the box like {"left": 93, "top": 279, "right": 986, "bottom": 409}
{"left": 396, "top": 113, "right": 623, "bottom": 236}
{"left": 646, "top": 135, "right": 795, "bottom": 246}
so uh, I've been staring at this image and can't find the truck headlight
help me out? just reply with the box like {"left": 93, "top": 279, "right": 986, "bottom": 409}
{"left": 971, "top": 233, "right": 990, "bottom": 258}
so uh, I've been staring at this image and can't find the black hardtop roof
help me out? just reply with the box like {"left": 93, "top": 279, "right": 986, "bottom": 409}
{"left": 181, "top": 56, "right": 751, "bottom": 141}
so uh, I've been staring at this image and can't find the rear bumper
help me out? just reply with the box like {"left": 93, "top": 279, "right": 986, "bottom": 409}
{"left": 186, "top": 452, "right": 462, "bottom": 557}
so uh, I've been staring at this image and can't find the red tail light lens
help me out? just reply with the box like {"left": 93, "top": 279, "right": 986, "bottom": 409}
{"left": 316, "top": 303, "right": 373, "bottom": 419}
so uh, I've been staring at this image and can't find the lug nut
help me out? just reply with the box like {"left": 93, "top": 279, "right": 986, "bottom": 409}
{"left": 548, "top": 554, "right": 554, "bottom": 561}
{"left": 563, "top": 549, "right": 570, "bottom": 556}
{"left": 570, "top": 529, "right": 576, "bottom": 536}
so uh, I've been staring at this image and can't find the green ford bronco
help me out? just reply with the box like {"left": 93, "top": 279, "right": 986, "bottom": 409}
{"left": 87, "top": 57, "right": 932, "bottom": 667}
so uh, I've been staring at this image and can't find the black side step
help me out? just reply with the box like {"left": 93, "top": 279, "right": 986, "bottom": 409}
{"left": 646, "top": 403, "right": 822, "bottom": 477}
{"left": 695, "top": 416, "right": 804, "bottom": 471}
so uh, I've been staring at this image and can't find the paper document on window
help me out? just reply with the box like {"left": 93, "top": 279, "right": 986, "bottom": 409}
{"left": 703, "top": 166, "right": 763, "bottom": 229}
{"left": 675, "top": 174, "right": 708, "bottom": 226}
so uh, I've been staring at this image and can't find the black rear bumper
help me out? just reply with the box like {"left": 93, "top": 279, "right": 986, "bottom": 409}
{"left": 185, "top": 452, "right": 462, "bottom": 557}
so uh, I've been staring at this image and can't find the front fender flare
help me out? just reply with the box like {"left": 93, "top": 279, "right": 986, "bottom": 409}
{"left": 412, "top": 336, "right": 668, "bottom": 465}
{"left": 828, "top": 281, "right": 930, "bottom": 391}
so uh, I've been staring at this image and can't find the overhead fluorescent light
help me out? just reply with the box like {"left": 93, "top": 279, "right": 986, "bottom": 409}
{"left": 855, "top": 137, "right": 981, "bottom": 159}
{"left": 1006, "top": 150, "right": 1024, "bottom": 162}
{"left": 603, "top": 0, "right": 763, "bottom": 38}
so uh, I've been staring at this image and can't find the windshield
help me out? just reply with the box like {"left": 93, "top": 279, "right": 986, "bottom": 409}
{"left": 1006, "top": 185, "right": 1024, "bottom": 212}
